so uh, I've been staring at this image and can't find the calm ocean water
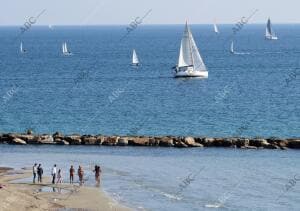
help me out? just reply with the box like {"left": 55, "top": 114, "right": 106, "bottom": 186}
{"left": 0, "top": 25, "right": 299, "bottom": 137}
{"left": 0, "top": 145, "right": 299, "bottom": 211}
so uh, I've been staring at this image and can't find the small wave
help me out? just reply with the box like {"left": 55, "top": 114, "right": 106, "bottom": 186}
{"left": 162, "top": 192, "right": 182, "bottom": 201}
{"left": 205, "top": 203, "right": 222, "bottom": 208}
{"left": 233, "top": 52, "right": 251, "bottom": 55}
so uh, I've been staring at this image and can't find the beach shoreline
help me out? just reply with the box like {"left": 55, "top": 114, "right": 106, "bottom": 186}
{"left": 0, "top": 132, "right": 299, "bottom": 149}
{"left": 0, "top": 167, "right": 131, "bottom": 211}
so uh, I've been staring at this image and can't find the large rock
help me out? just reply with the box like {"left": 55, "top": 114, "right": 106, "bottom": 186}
{"left": 81, "top": 136, "right": 98, "bottom": 145}
{"left": 174, "top": 141, "right": 188, "bottom": 148}
{"left": 212, "top": 138, "right": 233, "bottom": 147}
{"left": 128, "top": 137, "right": 149, "bottom": 146}
{"left": 184, "top": 137, "right": 203, "bottom": 147}
{"left": 235, "top": 138, "right": 250, "bottom": 148}
{"left": 117, "top": 137, "right": 129, "bottom": 146}
{"left": 149, "top": 137, "right": 160, "bottom": 146}
{"left": 10, "top": 138, "right": 27, "bottom": 145}
{"left": 158, "top": 137, "right": 174, "bottom": 147}
{"left": 55, "top": 139, "right": 70, "bottom": 145}
{"left": 287, "top": 139, "right": 300, "bottom": 149}
{"left": 64, "top": 135, "right": 82, "bottom": 145}
{"left": 15, "top": 134, "right": 35, "bottom": 142}
{"left": 38, "top": 135, "right": 54, "bottom": 144}
{"left": 198, "top": 138, "right": 215, "bottom": 147}
{"left": 249, "top": 139, "right": 269, "bottom": 147}
{"left": 102, "top": 136, "right": 119, "bottom": 146}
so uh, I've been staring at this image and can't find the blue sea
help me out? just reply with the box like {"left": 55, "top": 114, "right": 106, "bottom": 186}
{"left": 0, "top": 25, "right": 299, "bottom": 210}
{"left": 0, "top": 24, "right": 299, "bottom": 137}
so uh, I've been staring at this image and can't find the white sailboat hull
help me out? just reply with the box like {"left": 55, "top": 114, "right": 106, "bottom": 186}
{"left": 63, "top": 52, "right": 73, "bottom": 56}
{"left": 265, "top": 36, "right": 278, "bottom": 40}
{"left": 175, "top": 68, "right": 208, "bottom": 78}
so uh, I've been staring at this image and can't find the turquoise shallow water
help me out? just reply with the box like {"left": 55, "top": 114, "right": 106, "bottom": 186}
{"left": 0, "top": 145, "right": 299, "bottom": 211}
{"left": 0, "top": 25, "right": 299, "bottom": 137}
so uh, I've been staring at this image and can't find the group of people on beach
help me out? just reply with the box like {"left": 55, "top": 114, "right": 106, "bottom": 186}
{"left": 32, "top": 163, "right": 43, "bottom": 183}
{"left": 32, "top": 163, "right": 102, "bottom": 185}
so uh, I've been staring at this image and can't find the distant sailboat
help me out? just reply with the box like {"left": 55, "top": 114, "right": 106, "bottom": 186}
{"left": 132, "top": 49, "right": 139, "bottom": 66}
{"left": 213, "top": 20, "right": 219, "bottom": 34}
{"left": 62, "top": 42, "right": 72, "bottom": 56}
{"left": 48, "top": 25, "right": 53, "bottom": 30}
{"left": 230, "top": 41, "right": 235, "bottom": 54}
{"left": 20, "top": 42, "right": 26, "bottom": 53}
{"left": 229, "top": 40, "right": 250, "bottom": 55}
{"left": 265, "top": 18, "right": 278, "bottom": 40}
{"left": 173, "top": 21, "right": 208, "bottom": 78}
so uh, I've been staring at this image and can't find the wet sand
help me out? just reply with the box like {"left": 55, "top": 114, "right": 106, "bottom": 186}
{"left": 0, "top": 167, "right": 131, "bottom": 211}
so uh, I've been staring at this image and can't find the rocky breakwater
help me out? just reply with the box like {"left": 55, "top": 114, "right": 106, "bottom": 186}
{"left": 0, "top": 133, "right": 299, "bottom": 150}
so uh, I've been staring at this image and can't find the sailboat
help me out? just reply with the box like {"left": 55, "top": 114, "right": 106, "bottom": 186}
{"left": 265, "top": 18, "right": 278, "bottom": 40}
{"left": 174, "top": 22, "right": 208, "bottom": 78}
{"left": 62, "top": 42, "right": 72, "bottom": 56}
{"left": 229, "top": 40, "right": 250, "bottom": 55}
{"left": 20, "top": 42, "right": 26, "bottom": 53}
{"left": 132, "top": 49, "right": 139, "bottom": 66}
{"left": 213, "top": 19, "right": 219, "bottom": 34}
{"left": 230, "top": 41, "right": 235, "bottom": 54}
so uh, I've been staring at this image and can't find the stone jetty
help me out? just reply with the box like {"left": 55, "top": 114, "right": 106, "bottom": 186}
{"left": 0, "top": 132, "right": 299, "bottom": 150}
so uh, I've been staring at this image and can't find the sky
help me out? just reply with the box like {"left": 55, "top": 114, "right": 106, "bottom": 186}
{"left": 0, "top": 0, "right": 299, "bottom": 25}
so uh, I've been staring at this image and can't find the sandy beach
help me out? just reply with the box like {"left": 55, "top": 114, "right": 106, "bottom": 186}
{"left": 0, "top": 167, "right": 131, "bottom": 211}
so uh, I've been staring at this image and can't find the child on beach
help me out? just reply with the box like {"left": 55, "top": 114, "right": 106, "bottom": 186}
{"left": 56, "top": 169, "right": 63, "bottom": 183}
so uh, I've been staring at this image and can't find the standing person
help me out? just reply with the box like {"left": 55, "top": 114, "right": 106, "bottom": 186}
{"left": 69, "top": 165, "right": 75, "bottom": 184}
{"left": 32, "top": 163, "right": 37, "bottom": 183}
{"left": 51, "top": 164, "right": 57, "bottom": 184}
{"left": 94, "top": 165, "right": 102, "bottom": 185}
{"left": 56, "top": 169, "right": 63, "bottom": 184}
{"left": 37, "top": 164, "right": 43, "bottom": 183}
{"left": 78, "top": 166, "right": 84, "bottom": 185}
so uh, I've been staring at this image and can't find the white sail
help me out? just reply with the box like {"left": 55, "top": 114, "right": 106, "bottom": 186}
{"left": 64, "top": 43, "right": 68, "bottom": 53}
{"left": 178, "top": 23, "right": 193, "bottom": 68}
{"left": 20, "top": 42, "right": 23, "bottom": 53}
{"left": 230, "top": 41, "right": 234, "bottom": 54}
{"left": 189, "top": 29, "right": 207, "bottom": 71}
{"left": 62, "top": 43, "right": 65, "bottom": 53}
{"left": 265, "top": 18, "right": 278, "bottom": 40}
{"left": 132, "top": 49, "right": 139, "bottom": 65}
{"left": 213, "top": 20, "right": 219, "bottom": 34}
{"left": 178, "top": 22, "right": 206, "bottom": 71}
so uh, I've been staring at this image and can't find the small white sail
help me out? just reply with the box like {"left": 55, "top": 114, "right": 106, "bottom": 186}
{"left": 230, "top": 41, "right": 234, "bottom": 54}
{"left": 20, "top": 42, "right": 26, "bottom": 53}
{"left": 132, "top": 49, "right": 139, "bottom": 65}
{"left": 62, "top": 43, "right": 66, "bottom": 54}
{"left": 213, "top": 20, "right": 219, "bottom": 34}
{"left": 229, "top": 41, "right": 250, "bottom": 55}
{"left": 265, "top": 18, "right": 278, "bottom": 40}
{"left": 64, "top": 42, "right": 68, "bottom": 53}
{"left": 62, "top": 42, "right": 72, "bottom": 55}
